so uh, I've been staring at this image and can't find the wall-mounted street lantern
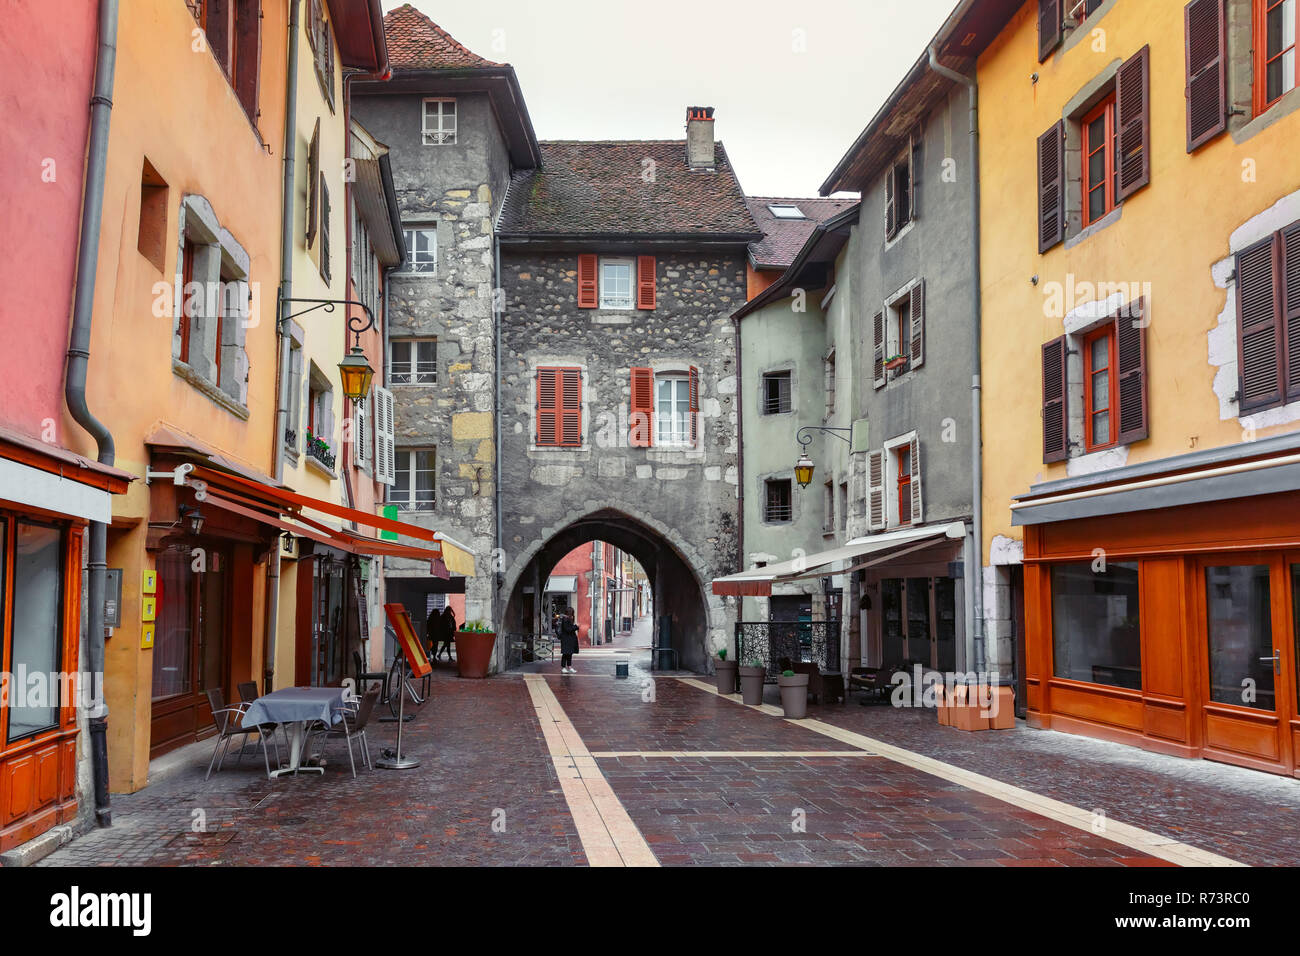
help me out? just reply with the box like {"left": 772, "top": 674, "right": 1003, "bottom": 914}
{"left": 793, "top": 424, "right": 852, "bottom": 488}
{"left": 178, "top": 504, "right": 206, "bottom": 537}
{"left": 279, "top": 295, "right": 378, "bottom": 404}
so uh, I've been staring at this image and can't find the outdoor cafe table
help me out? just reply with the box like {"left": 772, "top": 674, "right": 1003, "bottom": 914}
{"left": 241, "top": 686, "right": 346, "bottom": 777}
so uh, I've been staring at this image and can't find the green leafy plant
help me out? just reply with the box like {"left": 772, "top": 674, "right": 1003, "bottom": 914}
{"left": 459, "top": 620, "right": 493, "bottom": 633}
{"left": 782, "top": 669, "right": 795, "bottom": 677}
{"left": 745, "top": 659, "right": 763, "bottom": 669}
{"left": 717, "top": 648, "right": 727, "bottom": 661}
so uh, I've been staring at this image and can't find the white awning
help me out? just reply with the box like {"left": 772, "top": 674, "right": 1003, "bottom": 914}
{"left": 545, "top": 575, "right": 577, "bottom": 593}
{"left": 711, "top": 522, "right": 966, "bottom": 597}
{"left": 0, "top": 456, "right": 112, "bottom": 524}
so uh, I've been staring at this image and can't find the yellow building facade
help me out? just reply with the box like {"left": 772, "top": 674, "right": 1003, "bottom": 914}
{"left": 979, "top": 0, "right": 1300, "bottom": 774}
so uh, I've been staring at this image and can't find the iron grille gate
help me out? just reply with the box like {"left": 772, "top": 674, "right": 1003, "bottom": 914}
{"left": 735, "top": 620, "right": 841, "bottom": 682}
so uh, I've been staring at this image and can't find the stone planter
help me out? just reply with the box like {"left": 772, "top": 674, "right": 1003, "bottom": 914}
{"left": 714, "top": 659, "right": 738, "bottom": 695}
{"left": 738, "top": 665, "right": 766, "bottom": 705}
{"left": 778, "top": 672, "right": 809, "bottom": 719}
{"left": 454, "top": 630, "right": 496, "bottom": 679}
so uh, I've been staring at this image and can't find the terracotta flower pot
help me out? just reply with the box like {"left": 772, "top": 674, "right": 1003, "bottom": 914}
{"left": 714, "top": 659, "right": 738, "bottom": 695}
{"left": 778, "top": 672, "right": 809, "bottom": 719}
{"left": 738, "top": 665, "right": 766, "bottom": 705}
{"left": 454, "top": 630, "right": 496, "bottom": 679}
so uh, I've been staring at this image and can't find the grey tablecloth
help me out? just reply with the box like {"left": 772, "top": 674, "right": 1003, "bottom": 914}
{"left": 241, "top": 687, "right": 346, "bottom": 728}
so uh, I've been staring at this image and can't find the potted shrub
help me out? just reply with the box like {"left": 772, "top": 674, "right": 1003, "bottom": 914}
{"left": 778, "top": 668, "right": 810, "bottom": 719}
{"left": 714, "top": 647, "right": 738, "bottom": 695}
{"left": 738, "top": 659, "right": 766, "bottom": 705}
{"left": 454, "top": 620, "right": 496, "bottom": 679}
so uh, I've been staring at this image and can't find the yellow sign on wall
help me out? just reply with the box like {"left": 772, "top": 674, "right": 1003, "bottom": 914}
{"left": 141, "top": 597, "right": 157, "bottom": 622}
{"left": 141, "top": 623, "right": 155, "bottom": 650}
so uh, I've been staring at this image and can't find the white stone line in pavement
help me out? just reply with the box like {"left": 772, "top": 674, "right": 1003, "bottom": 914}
{"left": 674, "top": 677, "right": 1246, "bottom": 868}
{"left": 524, "top": 675, "right": 658, "bottom": 868}
{"left": 590, "top": 750, "right": 881, "bottom": 758}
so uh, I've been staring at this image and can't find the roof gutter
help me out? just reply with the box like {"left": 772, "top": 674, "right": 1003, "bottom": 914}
{"left": 64, "top": 0, "right": 119, "bottom": 828}
{"left": 926, "top": 41, "right": 986, "bottom": 677}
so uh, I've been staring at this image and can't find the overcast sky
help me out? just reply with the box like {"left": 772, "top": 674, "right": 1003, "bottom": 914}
{"left": 388, "top": 0, "right": 960, "bottom": 198}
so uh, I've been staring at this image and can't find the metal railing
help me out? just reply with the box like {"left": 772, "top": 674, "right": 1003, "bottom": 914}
{"left": 735, "top": 619, "right": 841, "bottom": 682}
{"left": 503, "top": 631, "right": 557, "bottom": 670}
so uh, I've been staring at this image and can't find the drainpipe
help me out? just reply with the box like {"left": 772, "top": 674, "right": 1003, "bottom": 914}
{"left": 265, "top": 0, "right": 302, "bottom": 692}
{"left": 928, "top": 45, "right": 986, "bottom": 676}
{"left": 64, "top": 0, "right": 119, "bottom": 828}
{"left": 493, "top": 230, "right": 504, "bottom": 628}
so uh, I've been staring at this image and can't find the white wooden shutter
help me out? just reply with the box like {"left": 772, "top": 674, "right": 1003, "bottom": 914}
{"left": 909, "top": 280, "right": 925, "bottom": 370}
{"left": 910, "top": 437, "right": 923, "bottom": 524}
{"left": 374, "top": 386, "right": 395, "bottom": 485}
{"left": 353, "top": 391, "right": 369, "bottom": 470}
{"left": 867, "top": 449, "right": 886, "bottom": 532}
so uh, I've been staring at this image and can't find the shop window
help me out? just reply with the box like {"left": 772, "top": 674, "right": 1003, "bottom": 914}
{"left": 764, "top": 479, "right": 792, "bottom": 523}
{"left": 7, "top": 521, "right": 64, "bottom": 742}
{"left": 1206, "top": 564, "right": 1275, "bottom": 709}
{"left": 1050, "top": 561, "right": 1141, "bottom": 689}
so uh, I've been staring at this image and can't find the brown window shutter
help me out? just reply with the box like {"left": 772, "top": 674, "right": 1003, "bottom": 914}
{"left": 1283, "top": 222, "right": 1300, "bottom": 401}
{"left": 1236, "top": 235, "right": 1283, "bottom": 413}
{"left": 560, "top": 368, "right": 583, "bottom": 447}
{"left": 305, "top": 117, "right": 320, "bottom": 248}
{"left": 1042, "top": 336, "right": 1068, "bottom": 463}
{"left": 636, "top": 256, "right": 656, "bottom": 310}
{"left": 885, "top": 168, "right": 897, "bottom": 240}
{"left": 867, "top": 449, "right": 886, "bottom": 531}
{"left": 234, "top": 0, "right": 262, "bottom": 123}
{"left": 909, "top": 437, "right": 923, "bottom": 525}
{"left": 1038, "top": 0, "right": 1062, "bottom": 62}
{"left": 909, "top": 280, "right": 925, "bottom": 369}
{"left": 1115, "top": 301, "right": 1149, "bottom": 445}
{"left": 872, "top": 309, "right": 886, "bottom": 389}
{"left": 1037, "top": 122, "right": 1065, "bottom": 253}
{"left": 1185, "top": 0, "right": 1227, "bottom": 152}
{"left": 629, "top": 367, "right": 653, "bottom": 447}
{"left": 688, "top": 365, "right": 700, "bottom": 445}
{"left": 577, "top": 254, "right": 598, "bottom": 308}
{"left": 1116, "top": 45, "right": 1152, "bottom": 202}
{"left": 536, "top": 368, "right": 558, "bottom": 446}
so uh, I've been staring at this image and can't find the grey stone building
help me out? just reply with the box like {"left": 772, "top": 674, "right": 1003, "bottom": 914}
{"left": 495, "top": 117, "right": 761, "bottom": 672}
{"left": 351, "top": 5, "right": 541, "bottom": 640}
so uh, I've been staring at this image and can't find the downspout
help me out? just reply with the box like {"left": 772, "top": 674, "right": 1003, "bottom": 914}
{"left": 266, "top": 0, "right": 302, "bottom": 692}
{"left": 65, "top": 0, "right": 119, "bottom": 828}
{"left": 492, "top": 207, "right": 506, "bottom": 633}
{"left": 928, "top": 45, "right": 986, "bottom": 675}
{"left": 731, "top": 313, "right": 744, "bottom": 657}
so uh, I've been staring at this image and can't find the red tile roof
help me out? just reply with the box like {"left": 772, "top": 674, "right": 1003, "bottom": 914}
{"left": 499, "top": 141, "right": 760, "bottom": 239}
{"left": 745, "top": 197, "right": 859, "bottom": 269}
{"left": 383, "top": 3, "right": 502, "bottom": 71}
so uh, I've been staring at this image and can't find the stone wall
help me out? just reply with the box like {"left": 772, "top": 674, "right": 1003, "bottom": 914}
{"left": 497, "top": 248, "right": 747, "bottom": 669}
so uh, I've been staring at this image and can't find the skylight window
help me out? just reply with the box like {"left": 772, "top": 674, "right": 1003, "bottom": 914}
{"left": 768, "top": 203, "right": 806, "bottom": 219}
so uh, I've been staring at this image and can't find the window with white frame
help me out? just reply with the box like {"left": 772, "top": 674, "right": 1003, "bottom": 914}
{"left": 767, "top": 203, "right": 806, "bottom": 219}
{"left": 390, "top": 339, "right": 437, "bottom": 385}
{"left": 393, "top": 448, "right": 435, "bottom": 510}
{"left": 599, "top": 258, "right": 634, "bottom": 310}
{"left": 422, "top": 98, "right": 456, "bottom": 145}
{"left": 401, "top": 227, "right": 436, "bottom": 273}
{"left": 656, "top": 374, "right": 691, "bottom": 446}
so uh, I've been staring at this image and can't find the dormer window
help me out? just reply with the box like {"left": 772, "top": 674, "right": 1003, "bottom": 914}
{"left": 767, "top": 203, "right": 805, "bottom": 220}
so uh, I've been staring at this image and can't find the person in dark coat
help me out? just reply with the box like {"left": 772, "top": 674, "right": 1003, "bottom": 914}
{"left": 559, "top": 607, "right": 580, "bottom": 674}
{"left": 425, "top": 605, "right": 441, "bottom": 660}
{"left": 437, "top": 605, "right": 457, "bottom": 661}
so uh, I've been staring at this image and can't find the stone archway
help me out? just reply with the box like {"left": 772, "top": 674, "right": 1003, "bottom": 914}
{"left": 501, "top": 507, "right": 720, "bottom": 673}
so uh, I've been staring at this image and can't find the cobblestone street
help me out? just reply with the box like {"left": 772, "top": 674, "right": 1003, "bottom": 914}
{"left": 36, "top": 649, "right": 1298, "bottom": 867}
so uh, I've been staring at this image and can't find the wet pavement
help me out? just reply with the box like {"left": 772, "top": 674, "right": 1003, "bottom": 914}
{"left": 36, "top": 639, "right": 1300, "bottom": 867}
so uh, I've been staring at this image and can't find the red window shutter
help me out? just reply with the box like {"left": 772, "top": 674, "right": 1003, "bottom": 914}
{"left": 577, "top": 254, "right": 598, "bottom": 308}
{"left": 872, "top": 309, "right": 886, "bottom": 389}
{"left": 1037, "top": 122, "right": 1065, "bottom": 253}
{"left": 1236, "top": 235, "right": 1283, "bottom": 413}
{"left": 560, "top": 368, "right": 583, "bottom": 447}
{"left": 1284, "top": 222, "right": 1300, "bottom": 401}
{"left": 1116, "top": 46, "right": 1152, "bottom": 202}
{"left": 629, "top": 367, "right": 653, "bottom": 447}
{"left": 1185, "top": 0, "right": 1227, "bottom": 152}
{"left": 688, "top": 366, "right": 700, "bottom": 445}
{"left": 1042, "top": 336, "right": 1068, "bottom": 463}
{"left": 636, "top": 256, "right": 656, "bottom": 310}
{"left": 1114, "top": 301, "right": 1149, "bottom": 445}
{"left": 536, "top": 367, "right": 559, "bottom": 446}
{"left": 1038, "top": 0, "right": 1062, "bottom": 62}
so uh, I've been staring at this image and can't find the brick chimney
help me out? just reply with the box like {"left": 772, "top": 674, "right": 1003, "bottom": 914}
{"left": 685, "top": 106, "right": 715, "bottom": 169}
